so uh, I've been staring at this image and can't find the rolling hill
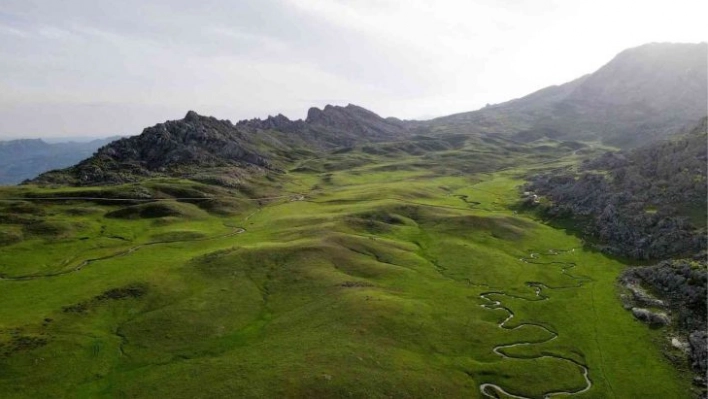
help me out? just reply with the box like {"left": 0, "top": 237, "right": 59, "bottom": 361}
{"left": 3, "top": 42, "right": 706, "bottom": 398}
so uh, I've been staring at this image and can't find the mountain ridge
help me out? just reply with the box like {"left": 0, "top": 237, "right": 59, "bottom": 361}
{"left": 30, "top": 104, "right": 413, "bottom": 185}
{"left": 426, "top": 42, "right": 707, "bottom": 147}
{"left": 27, "top": 42, "right": 707, "bottom": 185}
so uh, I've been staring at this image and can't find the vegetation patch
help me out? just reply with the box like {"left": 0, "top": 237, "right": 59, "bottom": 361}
{"left": 196, "top": 198, "right": 249, "bottom": 215}
{"left": 63, "top": 206, "right": 103, "bottom": 216}
{"left": 0, "top": 131, "right": 696, "bottom": 398}
{"left": 63, "top": 284, "right": 147, "bottom": 314}
{"left": 23, "top": 220, "right": 74, "bottom": 237}
{"left": 0, "top": 230, "right": 23, "bottom": 246}
{"left": 105, "top": 201, "right": 207, "bottom": 219}
{"left": 1, "top": 201, "right": 45, "bottom": 216}
{"left": 150, "top": 231, "right": 208, "bottom": 242}
{"left": 0, "top": 335, "right": 48, "bottom": 356}
{"left": 339, "top": 281, "right": 374, "bottom": 288}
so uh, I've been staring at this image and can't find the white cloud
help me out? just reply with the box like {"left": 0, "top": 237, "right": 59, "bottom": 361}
{"left": 0, "top": 0, "right": 706, "bottom": 137}
{"left": 37, "top": 25, "right": 73, "bottom": 40}
{"left": 0, "top": 24, "right": 27, "bottom": 37}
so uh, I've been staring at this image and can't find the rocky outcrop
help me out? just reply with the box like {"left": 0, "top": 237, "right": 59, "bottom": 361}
{"left": 31, "top": 111, "right": 272, "bottom": 185}
{"left": 631, "top": 307, "right": 671, "bottom": 326}
{"left": 624, "top": 259, "right": 707, "bottom": 331}
{"left": 689, "top": 331, "right": 707, "bottom": 373}
{"left": 304, "top": 104, "right": 409, "bottom": 147}
{"left": 236, "top": 114, "right": 306, "bottom": 132}
{"left": 29, "top": 105, "right": 412, "bottom": 186}
{"left": 526, "top": 117, "right": 707, "bottom": 260}
{"left": 620, "top": 257, "right": 707, "bottom": 380}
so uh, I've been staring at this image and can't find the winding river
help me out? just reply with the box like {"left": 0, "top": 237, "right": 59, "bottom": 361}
{"left": 478, "top": 250, "right": 594, "bottom": 398}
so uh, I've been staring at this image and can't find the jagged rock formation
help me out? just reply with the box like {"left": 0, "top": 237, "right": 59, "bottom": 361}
{"left": 305, "top": 104, "right": 408, "bottom": 144}
{"left": 689, "top": 331, "right": 707, "bottom": 375}
{"left": 32, "top": 112, "right": 270, "bottom": 185}
{"left": 426, "top": 42, "right": 707, "bottom": 147}
{"left": 29, "top": 105, "right": 411, "bottom": 185}
{"left": 620, "top": 256, "right": 707, "bottom": 383}
{"left": 526, "top": 117, "right": 707, "bottom": 259}
{"left": 630, "top": 307, "right": 671, "bottom": 326}
{"left": 237, "top": 104, "right": 409, "bottom": 149}
{"left": 623, "top": 258, "right": 707, "bottom": 331}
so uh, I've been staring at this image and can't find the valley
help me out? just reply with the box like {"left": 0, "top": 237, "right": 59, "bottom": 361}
{"left": 0, "top": 41, "right": 705, "bottom": 398}
{"left": 0, "top": 140, "right": 693, "bottom": 398}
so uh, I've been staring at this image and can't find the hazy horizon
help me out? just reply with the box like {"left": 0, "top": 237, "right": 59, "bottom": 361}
{"left": 1, "top": 0, "right": 706, "bottom": 139}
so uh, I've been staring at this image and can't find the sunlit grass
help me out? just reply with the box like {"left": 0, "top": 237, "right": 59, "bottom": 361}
{"left": 0, "top": 145, "right": 690, "bottom": 398}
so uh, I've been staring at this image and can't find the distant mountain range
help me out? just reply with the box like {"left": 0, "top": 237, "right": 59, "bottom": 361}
{"left": 0, "top": 137, "right": 121, "bottom": 185}
{"left": 29, "top": 42, "right": 707, "bottom": 186}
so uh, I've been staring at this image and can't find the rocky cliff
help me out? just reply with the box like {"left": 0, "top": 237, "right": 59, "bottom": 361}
{"left": 30, "top": 105, "right": 411, "bottom": 185}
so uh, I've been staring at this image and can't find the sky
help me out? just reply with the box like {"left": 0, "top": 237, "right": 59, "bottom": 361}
{"left": 0, "top": 0, "right": 706, "bottom": 139}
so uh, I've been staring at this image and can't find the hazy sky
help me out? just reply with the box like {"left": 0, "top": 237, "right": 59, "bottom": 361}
{"left": 0, "top": 0, "right": 706, "bottom": 139}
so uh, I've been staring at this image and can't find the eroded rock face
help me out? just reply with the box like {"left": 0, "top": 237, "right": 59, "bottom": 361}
{"left": 620, "top": 257, "right": 707, "bottom": 384}
{"left": 29, "top": 105, "right": 413, "bottom": 186}
{"left": 631, "top": 307, "right": 671, "bottom": 326}
{"left": 622, "top": 259, "right": 707, "bottom": 332}
{"left": 671, "top": 337, "right": 690, "bottom": 353}
{"left": 526, "top": 117, "right": 708, "bottom": 261}
{"left": 305, "top": 104, "right": 409, "bottom": 143}
{"left": 689, "top": 331, "right": 708, "bottom": 373}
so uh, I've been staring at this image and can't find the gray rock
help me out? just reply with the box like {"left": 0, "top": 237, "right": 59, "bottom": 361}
{"left": 631, "top": 307, "right": 670, "bottom": 326}
{"left": 689, "top": 330, "right": 707, "bottom": 373}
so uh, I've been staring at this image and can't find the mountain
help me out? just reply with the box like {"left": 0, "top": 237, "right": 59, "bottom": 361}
{"left": 29, "top": 43, "right": 705, "bottom": 186}
{"left": 30, "top": 105, "right": 411, "bottom": 185}
{"left": 0, "top": 137, "right": 120, "bottom": 185}
{"left": 526, "top": 116, "right": 707, "bottom": 260}
{"left": 304, "top": 104, "right": 408, "bottom": 142}
{"left": 426, "top": 42, "right": 707, "bottom": 147}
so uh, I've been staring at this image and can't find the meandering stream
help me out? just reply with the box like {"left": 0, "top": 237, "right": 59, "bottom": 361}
{"left": 2, "top": 196, "right": 597, "bottom": 397}
{"left": 478, "top": 250, "right": 594, "bottom": 398}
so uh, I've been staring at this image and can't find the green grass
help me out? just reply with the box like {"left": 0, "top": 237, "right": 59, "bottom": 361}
{"left": 0, "top": 143, "right": 692, "bottom": 398}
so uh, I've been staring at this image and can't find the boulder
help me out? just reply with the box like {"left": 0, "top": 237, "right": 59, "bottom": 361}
{"left": 631, "top": 307, "right": 670, "bottom": 326}
{"left": 689, "top": 330, "right": 708, "bottom": 373}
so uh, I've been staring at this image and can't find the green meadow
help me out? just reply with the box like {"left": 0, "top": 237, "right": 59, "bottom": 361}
{"left": 0, "top": 142, "right": 691, "bottom": 398}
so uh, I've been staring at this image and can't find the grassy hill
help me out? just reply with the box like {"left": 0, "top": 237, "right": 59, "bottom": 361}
{"left": 0, "top": 134, "right": 696, "bottom": 398}
{"left": 4, "top": 42, "right": 706, "bottom": 399}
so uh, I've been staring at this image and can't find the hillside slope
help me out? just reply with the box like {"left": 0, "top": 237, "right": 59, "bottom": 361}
{"left": 427, "top": 42, "right": 707, "bottom": 147}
